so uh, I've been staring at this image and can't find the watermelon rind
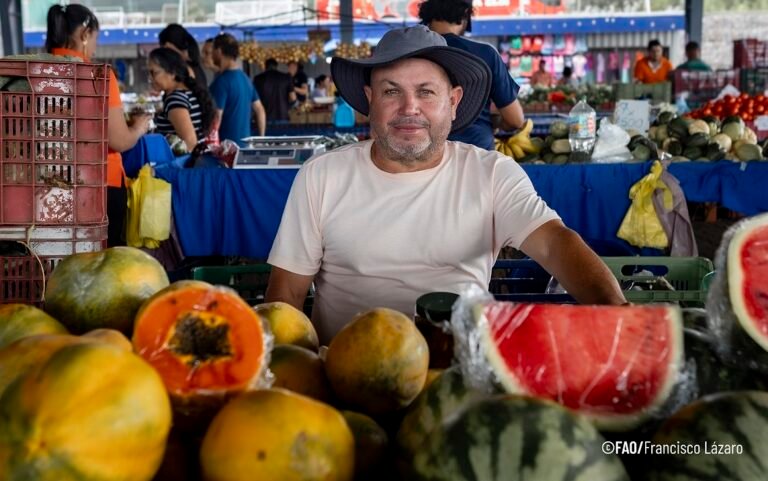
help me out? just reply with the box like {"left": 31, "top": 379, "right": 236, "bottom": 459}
{"left": 725, "top": 213, "right": 768, "bottom": 352}
{"left": 413, "top": 394, "right": 631, "bottom": 481}
{"left": 478, "top": 303, "right": 684, "bottom": 432}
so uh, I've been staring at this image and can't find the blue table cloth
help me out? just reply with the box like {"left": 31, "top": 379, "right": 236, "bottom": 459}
{"left": 155, "top": 161, "right": 768, "bottom": 259}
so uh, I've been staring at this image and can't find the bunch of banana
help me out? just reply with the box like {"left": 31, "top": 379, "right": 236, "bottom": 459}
{"left": 494, "top": 119, "right": 541, "bottom": 160}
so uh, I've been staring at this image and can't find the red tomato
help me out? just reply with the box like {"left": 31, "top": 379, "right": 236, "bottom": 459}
{"left": 739, "top": 93, "right": 750, "bottom": 101}
{"left": 756, "top": 94, "right": 766, "bottom": 103}
{"left": 756, "top": 104, "right": 766, "bottom": 115}
{"left": 702, "top": 108, "right": 713, "bottom": 116}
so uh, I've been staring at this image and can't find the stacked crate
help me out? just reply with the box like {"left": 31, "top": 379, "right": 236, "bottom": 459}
{"left": 0, "top": 60, "right": 110, "bottom": 305}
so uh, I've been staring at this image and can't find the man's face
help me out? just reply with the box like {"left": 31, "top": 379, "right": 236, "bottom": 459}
{"left": 287, "top": 62, "right": 298, "bottom": 76}
{"left": 212, "top": 47, "right": 223, "bottom": 68}
{"left": 686, "top": 47, "right": 700, "bottom": 61}
{"left": 202, "top": 42, "right": 215, "bottom": 70}
{"left": 364, "top": 58, "right": 462, "bottom": 164}
{"left": 649, "top": 45, "right": 663, "bottom": 61}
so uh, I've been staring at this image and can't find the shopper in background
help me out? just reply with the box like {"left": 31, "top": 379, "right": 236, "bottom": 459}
{"left": 253, "top": 58, "right": 296, "bottom": 121}
{"left": 46, "top": 3, "right": 152, "bottom": 247}
{"left": 634, "top": 39, "right": 674, "bottom": 84}
{"left": 201, "top": 38, "right": 220, "bottom": 82}
{"left": 148, "top": 48, "right": 215, "bottom": 151}
{"left": 287, "top": 61, "right": 309, "bottom": 104}
{"left": 210, "top": 33, "right": 266, "bottom": 142}
{"left": 530, "top": 59, "right": 554, "bottom": 87}
{"left": 312, "top": 75, "right": 331, "bottom": 99}
{"left": 676, "top": 41, "right": 712, "bottom": 72}
{"left": 158, "top": 23, "right": 208, "bottom": 90}
{"left": 558, "top": 66, "right": 579, "bottom": 88}
{"left": 418, "top": 0, "right": 524, "bottom": 150}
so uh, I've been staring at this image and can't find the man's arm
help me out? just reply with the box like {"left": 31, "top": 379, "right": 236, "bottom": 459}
{"left": 252, "top": 101, "right": 266, "bottom": 136}
{"left": 498, "top": 99, "right": 525, "bottom": 131}
{"left": 265, "top": 266, "right": 315, "bottom": 312}
{"left": 520, "top": 219, "right": 626, "bottom": 305}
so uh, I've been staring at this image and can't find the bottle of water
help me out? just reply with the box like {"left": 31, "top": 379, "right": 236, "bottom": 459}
{"left": 568, "top": 97, "right": 597, "bottom": 155}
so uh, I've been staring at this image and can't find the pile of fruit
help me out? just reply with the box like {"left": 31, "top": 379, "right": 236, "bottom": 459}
{"left": 648, "top": 111, "right": 766, "bottom": 162}
{"left": 688, "top": 93, "right": 767, "bottom": 124}
{"left": 493, "top": 119, "right": 543, "bottom": 162}
{"left": 1, "top": 211, "right": 767, "bottom": 480}
{"left": 239, "top": 40, "right": 327, "bottom": 68}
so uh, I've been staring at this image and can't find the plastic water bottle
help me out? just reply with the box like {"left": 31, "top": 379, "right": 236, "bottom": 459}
{"left": 568, "top": 97, "right": 597, "bottom": 154}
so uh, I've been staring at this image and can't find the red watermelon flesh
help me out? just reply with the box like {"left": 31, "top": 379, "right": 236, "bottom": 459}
{"left": 728, "top": 221, "right": 768, "bottom": 350}
{"left": 480, "top": 303, "right": 683, "bottom": 431}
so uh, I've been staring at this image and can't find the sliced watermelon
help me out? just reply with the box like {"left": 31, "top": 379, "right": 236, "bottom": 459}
{"left": 726, "top": 214, "right": 768, "bottom": 350}
{"left": 479, "top": 302, "right": 683, "bottom": 431}
{"left": 707, "top": 213, "right": 768, "bottom": 369}
{"left": 648, "top": 391, "right": 768, "bottom": 481}
{"left": 413, "top": 394, "right": 630, "bottom": 481}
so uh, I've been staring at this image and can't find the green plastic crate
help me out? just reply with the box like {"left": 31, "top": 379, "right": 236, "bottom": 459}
{"left": 191, "top": 264, "right": 313, "bottom": 315}
{"left": 601, "top": 256, "right": 714, "bottom": 305}
{"left": 614, "top": 82, "right": 672, "bottom": 104}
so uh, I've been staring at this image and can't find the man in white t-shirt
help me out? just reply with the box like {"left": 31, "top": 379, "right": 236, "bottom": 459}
{"left": 266, "top": 26, "right": 625, "bottom": 343}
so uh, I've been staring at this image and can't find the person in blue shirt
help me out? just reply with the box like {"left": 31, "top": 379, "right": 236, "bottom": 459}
{"left": 210, "top": 33, "right": 266, "bottom": 143}
{"left": 419, "top": 0, "right": 524, "bottom": 150}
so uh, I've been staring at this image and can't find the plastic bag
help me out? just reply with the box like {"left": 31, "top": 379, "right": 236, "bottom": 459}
{"left": 126, "top": 165, "right": 171, "bottom": 249}
{"left": 617, "top": 161, "right": 672, "bottom": 249}
{"left": 591, "top": 118, "right": 632, "bottom": 163}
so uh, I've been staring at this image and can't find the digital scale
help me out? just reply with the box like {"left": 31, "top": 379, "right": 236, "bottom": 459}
{"left": 233, "top": 136, "right": 326, "bottom": 169}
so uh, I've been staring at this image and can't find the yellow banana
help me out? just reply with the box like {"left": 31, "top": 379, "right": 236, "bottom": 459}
{"left": 514, "top": 136, "right": 541, "bottom": 155}
{"left": 509, "top": 119, "right": 534, "bottom": 143}
{"left": 508, "top": 142, "right": 524, "bottom": 159}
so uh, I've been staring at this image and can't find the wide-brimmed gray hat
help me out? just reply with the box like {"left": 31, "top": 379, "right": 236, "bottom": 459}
{"left": 331, "top": 25, "right": 491, "bottom": 132}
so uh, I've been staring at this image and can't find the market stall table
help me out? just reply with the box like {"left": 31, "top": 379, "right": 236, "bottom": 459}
{"left": 155, "top": 161, "right": 768, "bottom": 259}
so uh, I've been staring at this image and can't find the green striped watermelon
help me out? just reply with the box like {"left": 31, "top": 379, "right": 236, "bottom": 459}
{"left": 413, "top": 394, "right": 630, "bottom": 481}
{"left": 706, "top": 213, "right": 768, "bottom": 369}
{"left": 647, "top": 391, "right": 768, "bottom": 481}
{"left": 396, "top": 366, "right": 487, "bottom": 461}
{"left": 478, "top": 303, "right": 683, "bottom": 431}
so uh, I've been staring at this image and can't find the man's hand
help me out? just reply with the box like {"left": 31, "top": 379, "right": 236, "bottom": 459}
{"left": 520, "top": 220, "right": 626, "bottom": 305}
{"left": 265, "top": 266, "right": 315, "bottom": 312}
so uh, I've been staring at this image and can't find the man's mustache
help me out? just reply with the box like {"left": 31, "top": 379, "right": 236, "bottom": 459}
{"left": 389, "top": 117, "right": 429, "bottom": 128}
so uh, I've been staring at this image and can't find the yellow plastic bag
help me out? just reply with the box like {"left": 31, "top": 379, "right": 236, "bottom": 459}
{"left": 617, "top": 161, "right": 673, "bottom": 249}
{"left": 126, "top": 165, "right": 171, "bottom": 249}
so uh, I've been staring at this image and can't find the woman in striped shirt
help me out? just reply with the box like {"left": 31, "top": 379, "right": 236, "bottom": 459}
{"left": 148, "top": 47, "right": 215, "bottom": 151}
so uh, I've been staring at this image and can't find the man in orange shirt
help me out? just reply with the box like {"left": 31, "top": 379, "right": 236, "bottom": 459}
{"left": 634, "top": 39, "right": 674, "bottom": 84}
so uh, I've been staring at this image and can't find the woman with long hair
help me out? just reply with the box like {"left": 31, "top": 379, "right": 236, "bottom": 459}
{"left": 148, "top": 48, "right": 215, "bottom": 151}
{"left": 46, "top": 4, "right": 152, "bottom": 247}
{"left": 158, "top": 24, "right": 208, "bottom": 90}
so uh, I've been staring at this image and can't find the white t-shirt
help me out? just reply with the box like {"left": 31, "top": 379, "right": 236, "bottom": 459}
{"left": 268, "top": 140, "right": 560, "bottom": 343}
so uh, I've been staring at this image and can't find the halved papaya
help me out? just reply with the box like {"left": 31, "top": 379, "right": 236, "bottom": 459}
{"left": 132, "top": 280, "right": 270, "bottom": 431}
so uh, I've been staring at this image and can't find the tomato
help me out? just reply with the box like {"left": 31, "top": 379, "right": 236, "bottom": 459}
{"left": 702, "top": 108, "right": 713, "bottom": 117}
{"left": 724, "top": 94, "right": 734, "bottom": 103}
{"left": 756, "top": 104, "right": 766, "bottom": 115}
{"left": 739, "top": 93, "right": 750, "bottom": 101}
{"left": 756, "top": 94, "right": 766, "bottom": 103}
{"left": 741, "top": 112, "right": 753, "bottom": 122}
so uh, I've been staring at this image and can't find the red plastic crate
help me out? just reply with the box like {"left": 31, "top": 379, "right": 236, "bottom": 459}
{"left": 734, "top": 39, "right": 768, "bottom": 69}
{"left": 673, "top": 69, "right": 740, "bottom": 109}
{"left": 0, "top": 223, "right": 107, "bottom": 305}
{"left": 0, "top": 60, "right": 110, "bottom": 226}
